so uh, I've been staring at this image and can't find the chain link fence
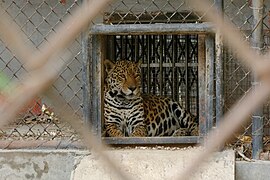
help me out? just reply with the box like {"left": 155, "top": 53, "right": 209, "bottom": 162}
{"left": 0, "top": 0, "right": 82, "bottom": 148}
{"left": 223, "top": 0, "right": 270, "bottom": 159}
{"left": 0, "top": 0, "right": 269, "bottom": 161}
{"left": 1, "top": 0, "right": 270, "bottom": 179}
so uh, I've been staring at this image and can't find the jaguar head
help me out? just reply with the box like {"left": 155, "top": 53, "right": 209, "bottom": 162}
{"left": 104, "top": 59, "right": 142, "bottom": 100}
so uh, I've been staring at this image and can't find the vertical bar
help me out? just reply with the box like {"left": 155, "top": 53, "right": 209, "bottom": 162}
{"left": 198, "top": 34, "right": 206, "bottom": 136}
{"left": 251, "top": 0, "right": 264, "bottom": 159}
{"left": 185, "top": 35, "right": 190, "bottom": 110}
{"left": 113, "top": 36, "right": 117, "bottom": 60}
{"left": 107, "top": 35, "right": 115, "bottom": 60}
{"left": 215, "top": 0, "right": 223, "bottom": 11}
{"left": 135, "top": 35, "right": 139, "bottom": 61}
{"left": 153, "top": 35, "right": 157, "bottom": 94}
{"left": 215, "top": 0, "right": 224, "bottom": 127}
{"left": 91, "top": 35, "right": 103, "bottom": 137}
{"left": 195, "top": 35, "right": 200, "bottom": 118}
{"left": 141, "top": 35, "right": 145, "bottom": 62}
{"left": 172, "top": 35, "right": 177, "bottom": 99}
{"left": 125, "top": 35, "right": 128, "bottom": 59}
{"left": 205, "top": 34, "right": 215, "bottom": 132}
{"left": 81, "top": 32, "right": 91, "bottom": 127}
{"left": 131, "top": 35, "right": 134, "bottom": 60}
{"left": 175, "top": 35, "right": 180, "bottom": 103}
{"left": 159, "top": 35, "right": 163, "bottom": 96}
{"left": 120, "top": 35, "right": 123, "bottom": 59}
{"left": 147, "top": 35, "right": 151, "bottom": 94}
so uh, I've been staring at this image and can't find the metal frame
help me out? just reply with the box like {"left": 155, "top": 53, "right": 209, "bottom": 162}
{"left": 103, "top": 137, "right": 202, "bottom": 145}
{"left": 86, "top": 23, "right": 216, "bottom": 144}
{"left": 215, "top": 0, "right": 224, "bottom": 127}
{"left": 90, "top": 23, "right": 214, "bottom": 35}
{"left": 205, "top": 35, "right": 215, "bottom": 131}
{"left": 92, "top": 35, "right": 104, "bottom": 138}
{"left": 82, "top": 32, "right": 91, "bottom": 127}
{"left": 251, "top": 0, "right": 264, "bottom": 159}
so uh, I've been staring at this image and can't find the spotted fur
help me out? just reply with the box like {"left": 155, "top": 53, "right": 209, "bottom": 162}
{"left": 104, "top": 59, "right": 198, "bottom": 137}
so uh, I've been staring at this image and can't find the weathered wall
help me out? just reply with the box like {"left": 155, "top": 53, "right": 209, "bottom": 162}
{"left": 0, "top": 148, "right": 235, "bottom": 180}
{"left": 0, "top": 150, "right": 83, "bottom": 180}
{"left": 236, "top": 161, "right": 270, "bottom": 180}
{"left": 2, "top": 148, "right": 270, "bottom": 180}
{"left": 73, "top": 148, "right": 235, "bottom": 180}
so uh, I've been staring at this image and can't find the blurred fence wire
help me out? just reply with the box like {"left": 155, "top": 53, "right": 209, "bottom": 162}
{"left": 0, "top": 0, "right": 270, "bottom": 180}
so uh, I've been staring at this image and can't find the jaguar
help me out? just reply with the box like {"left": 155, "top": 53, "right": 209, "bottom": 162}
{"left": 104, "top": 59, "right": 199, "bottom": 137}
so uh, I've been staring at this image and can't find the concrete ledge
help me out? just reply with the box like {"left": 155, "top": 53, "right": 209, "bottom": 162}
{"left": 236, "top": 161, "right": 270, "bottom": 180}
{"left": 73, "top": 148, "right": 235, "bottom": 180}
{"left": 0, "top": 148, "right": 235, "bottom": 180}
{"left": 0, "top": 150, "right": 87, "bottom": 180}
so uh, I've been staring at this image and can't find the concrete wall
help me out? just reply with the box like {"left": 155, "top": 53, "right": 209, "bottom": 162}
{"left": 0, "top": 148, "right": 235, "bottom": 180}
{"left": 73, "top": 148, "right": 235, "bottom": 180}
{"left": 236, "top": 161, "right": 270, "bottom": 180}
{"left": 0, "top": 150, "right": 76, "bottom": 180}
{"left": 1, "top": 148, "right": 270, "bottom": 180}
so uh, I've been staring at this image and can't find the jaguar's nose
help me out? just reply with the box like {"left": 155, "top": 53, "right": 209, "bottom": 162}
{"left": 128, "top": 86, "right": 136, "bottom": 92}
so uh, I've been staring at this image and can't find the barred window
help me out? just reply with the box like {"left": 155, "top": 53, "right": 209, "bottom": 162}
{"left": 89, "top": 9, "right": 214, "bottom": 144}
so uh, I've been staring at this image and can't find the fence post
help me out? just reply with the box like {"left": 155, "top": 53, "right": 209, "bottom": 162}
{"left": 215, "top": 0, "right": 224, "bottom": 127}
{"left": 205, "top": 34, "right": 215, "bottom": 132}
{"left": 198, "top": 34, "right": 207, "bottom": 136}
{"left": 91, "top": 35, "right": 103, "bottom": 138}
{"left": 251, "top": 0, "right": 264, "bottom": 159}
{"left": 82, "top": 31, "right": 91, "bottom": 127}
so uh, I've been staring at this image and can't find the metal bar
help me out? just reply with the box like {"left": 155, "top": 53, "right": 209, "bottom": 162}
{"left": 91, "top": 35, "right": 103, "bottom": 137}
{"left": 185, "top": 35, "right": 189, "bottom": 110}
{"left": 172, "top": 35, "right": 177, "bottom": 99}
{"left": 159, "top": 35, "right": 163, "bottom": 95}
{"left": 103, "top": 136, "right": 201, "bottom": 145}
{"left": 142, "top": 35, "right": 146, "bottom": 62}
{"left": 113, "top": 36, "right": 117, "bottom": 60}
{"left": 120, "top": 35, "right": 123, "bottom": 59}
{"left": 140, "top": 62, "right": 198, "bottom": 68}
{"left": 251, "top": 0, "right": 264, "bottom": 160}
{"left": 81, "top": 32, "right": 91, "bottom": 127}
{"left": 198, "top": 35, "right": 207, "bottom": 136}
{"left": 135, "top": 35, "right": 139, "bottom": 61}
{"left": 215, "top": 0, "right": 224, "bottom": 12}
{"left": 176, "top": 36, "right": 181, "bottom": 102}
{"left": 107, "top": 35, "right": 115, "bottom": 60}
{"left": 90, "top": 23, "right": 214, "bottom": 35}
{"left": 131, "top": 36, "right": 134, "bottom": 60}
{"left": 0, "top": 140, "right": 85, "bottom": 149}
{"left": 196, "top": 35, "right": 200, "bottom": 117}
{"left": 153, "top": 35, "right": 157, "bottom": 94}
{"left": 215, "top": 0, "right": 224, "bottom": 127}
{"left": 147, "top": 35, "right": 151, "bottom": 94}
{"left": 125, "top": 35, "right": 128, "bottom": 59}
{"left": 205, "top": 35, "right": 215, "bottom": 132}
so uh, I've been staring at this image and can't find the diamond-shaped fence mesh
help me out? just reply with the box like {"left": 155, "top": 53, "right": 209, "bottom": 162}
{"left": 104, "top": 0, "right": 214, "bottom": 24}
{"left": 0, "top": 0, "right": 216, "bottom": 149}
{"left": 0, "top": 0, "right": 82, "bottom": 148}
{"left": 223, "top": 0, "right": 270, "bottom": 159}
{"left": 0, "top": 0, "right": 269, "bottom": 160}
{"left": 224, "top": 0, "right": 253, "bottom": 31}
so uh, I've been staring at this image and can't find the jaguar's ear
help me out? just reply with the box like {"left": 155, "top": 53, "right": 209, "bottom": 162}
{"left": 104, "top": 59, "right": 115, "bottom": 73}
